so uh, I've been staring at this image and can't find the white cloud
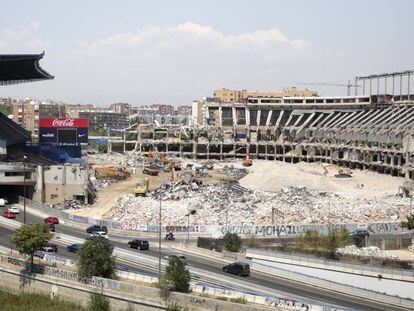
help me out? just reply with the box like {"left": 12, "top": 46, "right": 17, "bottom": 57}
{"left": 62, "top": 22, "right": 316, "bottom": 105}
{"left": 0, "top": 22, "right": 52, "bottom": 52}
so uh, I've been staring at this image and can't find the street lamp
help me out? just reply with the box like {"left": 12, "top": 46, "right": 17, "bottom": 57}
{"left": 186, "top": 209, "right": 196, "bottom": 245}
{"left": 155, "top": 185, "right": 166, "bottom": 285}
{"left": 22, "top": 156, "right": 27, "bottom": 225}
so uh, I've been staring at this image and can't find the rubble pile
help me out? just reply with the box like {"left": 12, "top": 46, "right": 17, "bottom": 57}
{"left": 218, "top": 165, "right": 249, "bottom": 180}
{"left": 50, "top": 200, "right": 84, "bottom": 210}
{"left": 103, "top": 181, "right": 409, "bottom": 226}
{"left": 336, "top": 245, "right": 399, "bottom": 260}
{"left": 84, "top": 151, "right": 149, "bottom": 167}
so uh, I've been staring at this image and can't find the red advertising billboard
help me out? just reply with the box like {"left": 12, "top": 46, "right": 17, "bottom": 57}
{"left": 39, "top": 118, "right": 89, "bottom": 128}
{"left": 39, "top": 118, "right": 89, "bottom": 146}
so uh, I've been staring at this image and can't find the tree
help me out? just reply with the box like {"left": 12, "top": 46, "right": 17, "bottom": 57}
{"left": 223, "top": 232, "right": 243, "bottom": 252}
{"left": 88, "top": 292, "right": 110, "bottom": 311}
{"left": 163, "top": 256, "right": 191, "bottom": 293}
{"left": 12, "top": 224, "right": 52, "bottom": 269}
{"left": 402, "top": 214, "right": 414, "bottom": 230}
{"left": 78, "top": 237, "right": 116, "bottom": 278}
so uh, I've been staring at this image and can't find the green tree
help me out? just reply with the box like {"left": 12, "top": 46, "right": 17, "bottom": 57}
{"left": 402, "top": 214, "right": 414, "bottom": 230}
{"left": 78, "top": 237, "right": 116, "bottom": 278}
{"left": 88, "top": 292, "right": 110, "bottom": 311}
{"left": 223, "top": 232, "right": 243, "bottom": 252}
{"left": 163, "top": 256, "right": 191, "bottom": 293}
{"left": 11, "top": 224, "right": 52, "bottom": 269}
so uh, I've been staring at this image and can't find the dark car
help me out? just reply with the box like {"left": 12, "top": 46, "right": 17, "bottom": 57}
{"left": 127, "top": 239, "right": 149, "bottom": 250}
{"left": 350, "top": 229, "right": 369, "bottom": 239}
{"left": 86, "top": 225, "right": 108, "bottom": 234}
{"left": 67, "top": 244, "right": 81, "bottom": 253}
{"left": 222, "top": 262, "right": 250, "bottom": 276}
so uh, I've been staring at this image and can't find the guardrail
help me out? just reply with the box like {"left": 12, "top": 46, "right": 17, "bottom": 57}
{"left": 0, "top": 253, "right": 347, "bottom": 311}
{"left": 252, "top": 261, "right": 414, "bottom": 309}
{"left": 247, "top": 249, "right": 414, "bottom": 281}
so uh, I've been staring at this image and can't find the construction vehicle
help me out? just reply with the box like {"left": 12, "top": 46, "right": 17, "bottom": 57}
{"left": 134, "top": 178, "right": 149, "bottom": 197}
{"left": 95, "top": 166, "right": 131, "bottom": 180}
{"left": 320, "top": 163, "right": 353, "bottom": 178}
{"left": 242, "top": 154, "right": 253, "bottom": 167}
{"left": 143, "top": 165, "right": 160, "bottom": 176}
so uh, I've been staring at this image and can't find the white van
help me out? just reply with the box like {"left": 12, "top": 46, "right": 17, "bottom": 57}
{"left": 0, "top": 199, "right": 5, "bottom": 207}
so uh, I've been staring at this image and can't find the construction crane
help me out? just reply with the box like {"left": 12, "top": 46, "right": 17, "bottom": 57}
{"left": 296, "top": 81, "right": 361, "bottom": 96}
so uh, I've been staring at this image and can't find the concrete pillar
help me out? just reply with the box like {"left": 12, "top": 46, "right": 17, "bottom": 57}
{"left": 232, "top": 106, "right": 237, "bottom": 126}
{"left": 257, "top": 109, "right": 261, "bottom": 127}
{"left": 246, "top": 108, "right": 250, "bottom": 125}
{"left": 218, "top": 106, "right": 223, "bottom": 127}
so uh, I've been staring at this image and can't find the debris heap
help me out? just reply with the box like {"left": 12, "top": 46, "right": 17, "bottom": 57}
{"left": 103, "top": 182, "right": 409, "bottom": 226}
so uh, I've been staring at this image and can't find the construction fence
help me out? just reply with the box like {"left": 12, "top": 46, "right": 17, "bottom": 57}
{"left": 20, "top": 197, "right": 406, "bottom": 238}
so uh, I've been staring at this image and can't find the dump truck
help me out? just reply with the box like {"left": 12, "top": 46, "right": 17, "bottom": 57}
{"left": 95, "top": 166, "right": 131, "bottom": 180}
{"left": 143, "top": 165, "right": 160, "bottom": 176}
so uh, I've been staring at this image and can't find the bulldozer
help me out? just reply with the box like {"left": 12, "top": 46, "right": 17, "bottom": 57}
{"left": 321, "top": 163, "right": 353, "bottom": 178}
{"left": 134, "top": 178, "right": 149, "bottom": 197}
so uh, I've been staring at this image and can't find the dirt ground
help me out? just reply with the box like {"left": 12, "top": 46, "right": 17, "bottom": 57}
{"left": 239, "top": 160, "right": 406, "bottom": 200}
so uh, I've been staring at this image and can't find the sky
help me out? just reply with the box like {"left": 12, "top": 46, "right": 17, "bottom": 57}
{"left": 0, "top": 0, "right": 412, "bottom": 106}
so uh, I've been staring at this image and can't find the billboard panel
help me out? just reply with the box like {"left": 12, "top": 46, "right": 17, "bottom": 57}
{"left": 39, "top": 118, "right": 89, "bottom": 146}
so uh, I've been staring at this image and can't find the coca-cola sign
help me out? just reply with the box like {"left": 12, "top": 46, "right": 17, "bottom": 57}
{"left": 52, "top": 119, "right": 74, "bottom": 127}
{"left": 39, "top": 118, "right": 88, "bottom": 128}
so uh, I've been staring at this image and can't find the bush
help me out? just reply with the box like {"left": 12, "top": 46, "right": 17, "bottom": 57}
{"left": 0, "top": 290, "right": 84, "bottom": 311}
{"left": 163, "top": 256, "right": 191, "bottom": 293}
{"left": 78, "top": 237, "right": 116, "bottom": 278}
{"left": 88, "top": 293, "right": 110, "bottom": 311}
{"left": 223, "top": 233, "right": 243, "bottom": 252}
{"left": 402, "top": 214, "right": 414, "bottom": 230}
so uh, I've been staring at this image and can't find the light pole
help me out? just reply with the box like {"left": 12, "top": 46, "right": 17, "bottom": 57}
{"left": 186, "top": 209, "right": 196, "bottom": 245}
{"left": 158, "top": 188, "right": 162, "bottom": 285}
{"left": 23, "top": 156, "right": 27, "bottom": 225}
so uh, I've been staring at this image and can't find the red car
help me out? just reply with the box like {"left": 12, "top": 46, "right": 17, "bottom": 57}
{"left": 3, "top": 211, "right": 16, "bottom": 219}
{"left": 44, "top": 217, "right": 59, "bottom": 224}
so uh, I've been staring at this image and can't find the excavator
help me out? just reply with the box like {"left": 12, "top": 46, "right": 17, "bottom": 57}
{"left": 134, "top": 177, "right": 149, "bottom": 197}
{"left": 320, "top": 163, "right": 353, "bottom": 178}
{"left": 242, "top": 154, "right": 253, "bottom": 167}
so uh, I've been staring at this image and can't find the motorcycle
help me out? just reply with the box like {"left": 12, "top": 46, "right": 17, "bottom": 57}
{"left": 165, "top": 234, "right": 175, "bottom": 241}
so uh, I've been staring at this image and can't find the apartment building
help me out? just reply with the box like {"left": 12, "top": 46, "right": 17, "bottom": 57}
{"left": 150, "top": 104, "right": 175, "bottom": 115}
{"left": 213, "top": 87, "right": 318, "bottom": 103}
{"left": 78, "top": 110, "right": 128, "bottom": 131}
{"left": 110, "top": 102, "right": 130, "bottom": 115}
{"left": 11, "top": 100, "right": 66, "bottom": 134}
{"left": 176, "top": 105, "right": 192, "bottom": 116}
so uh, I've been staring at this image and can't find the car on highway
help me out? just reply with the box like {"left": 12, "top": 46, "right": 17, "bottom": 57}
{"left": 2, "top": 211, "right": 16, "bottom": 219}
{"left": 350, "top": 229, "right": 369, "bottom": 239}
{"left": 90, "top": 231, "right": 109, "bottom": 239}
{"left": 8, "top": 206, "right": 19, "bottom": 214}
{"left": 86, "top": 225, "right": 108, "bottom": 234}
{"left": 40, "top": 246, "right": 56, "bottom": 253}
{"left": 44, "top": 216, "right": 59, "bottom": 224}
{"left": 67, "top": 244, "right": 81, "bottom": 253}
{"left": 163, "top": 254, "right": 188, "bottom": 265}
{"left": 45, "top": 242, "right": 58, "bottom": 252}
{"left": 48, "top": 223, "right": 56, "bottom": 232}
{"left": 0, "top": 198, "right": 7, "bottom": 206}
{"left": 222, "top": 262, "right": 250, "bottom": 276}
{"left": 127, "top": 239, "right": 149, "bottom": 250}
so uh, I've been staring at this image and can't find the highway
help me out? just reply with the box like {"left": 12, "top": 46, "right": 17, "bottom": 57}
{"left": 0, "top": 206, "right": 409, "bottom": 311}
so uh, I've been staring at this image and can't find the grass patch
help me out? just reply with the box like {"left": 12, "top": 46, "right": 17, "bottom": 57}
{"left": 0, "top": 289, "right": 84, "bottom": 311}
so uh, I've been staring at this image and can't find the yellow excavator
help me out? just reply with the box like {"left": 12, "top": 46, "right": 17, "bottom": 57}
{"left": 134, "top": 178, "right": 150, "bottom": 197}
{"left": 320, "top": 163, "right": 353, "bottom": 178}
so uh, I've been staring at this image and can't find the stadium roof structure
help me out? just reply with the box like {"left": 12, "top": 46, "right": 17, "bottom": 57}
{"left": 0, "top": 52, "right": 54, "bottom": 85}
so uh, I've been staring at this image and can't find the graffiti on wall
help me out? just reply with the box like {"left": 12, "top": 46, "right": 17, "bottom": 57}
{"left": 367, "top": 222, "right": 402, "bottom": 234}
{"left": 265, "top": 297, "right": 311, "bottom": 311}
